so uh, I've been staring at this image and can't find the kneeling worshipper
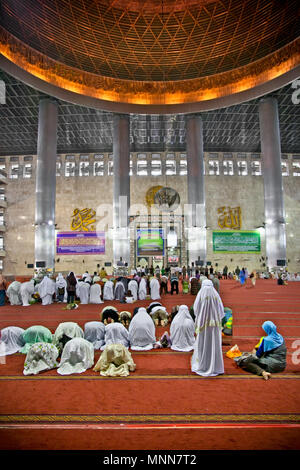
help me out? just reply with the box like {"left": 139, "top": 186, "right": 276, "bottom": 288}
{"left": 7, "top": 280, "right": 22, "bottom": 305}
{"left": 149, "top": 305, "right": 169, "bottom": 326}
{"left": 76, "top": 280, "right": 90, "bottom": 304}
{"left": 84, "top": 321, "right": 105, "bottom": 350}
{"left": 53, "top": 322, "right": 84, "bottom": 354}
{"left": 37, "top": 275, "right": 56, "bottom": 305}
{"left": 138, "top": 274, "right": 147, "bottom": 300}
{"left": 0, "top": 326, "right": 25, "bottom": 356}
{"left": 101, "top": 321, "right": 130, "bottom": 350}
{"left": 89, "top": 282, "right": 103, "bottom": 304}
{"left": 170, "top": 305, "right": 195, "bottom": 352}
{"left": 23, "top": 342, "right": 59, "bottom": 375}
{"left": 93, "top": 343, "right": 136, "bottom": 377}
{"left": 55, "top": 273, "right": 67, "bottom": 303}
{"left": 20, "top": 279, "right": 35, "bottom": 306}
{"left": 100, "top": 306, "right": 120, "bottom": 325}
{"left": 222, "top": 307, "right": 233, "bottom": 336}
{"left": 150, "top": 276, "right": 161, "bottom": 300}
{"left": 20, "top": 325, "right": 53, "bottom": 355}
{"left": 57, "top": 337, "right": 94, "bottom": 375}
{"left": 128, "top": 307, "right": 157, "bottom": 351}
{"left": 114, "top": 278, "right": 125, "bottom": 302}
{"left": 103, "top": 278, "right": 114, "bottom": 301}
{"left": 234, "top": 321, "right": 286, "bottom": 380}
{"left": 119, "top": 311, "right": 131, "bottom": 328}
{"left": 191, "top": 279, "right": 225, "bottom": 377}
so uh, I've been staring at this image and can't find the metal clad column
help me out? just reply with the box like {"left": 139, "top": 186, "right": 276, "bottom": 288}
{"left": 259, "top": 97, "right": 286, "bottom": 270}
{"left": 186, "top": 114, "right": 206, "bottom": 265}
{"left": 35, "top": 98, "right": 58, "bottom": 270}
{"left": 113, "top": 113, "right": 130, "bottom": 265}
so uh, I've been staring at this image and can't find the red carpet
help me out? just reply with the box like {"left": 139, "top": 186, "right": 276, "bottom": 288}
{"left": 0, "top": 279, "right": 300, "bottom": 450}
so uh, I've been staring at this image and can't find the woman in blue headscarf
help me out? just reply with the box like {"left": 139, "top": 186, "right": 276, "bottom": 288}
{"left": 237, "top": 321, "right": 286, "bottom": 380}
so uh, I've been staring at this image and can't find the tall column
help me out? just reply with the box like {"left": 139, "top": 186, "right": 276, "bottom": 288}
{"left": 185, "top": 114, "right": 206, "bottom": 265}
{"left": 35, "top": 98, "right": 58, "bottom": 270}
{"left": 112, "top": 113, "right": 130, "bottom": 266}
{"left": 259, "top": 97, "right": 286, "bottom": 270}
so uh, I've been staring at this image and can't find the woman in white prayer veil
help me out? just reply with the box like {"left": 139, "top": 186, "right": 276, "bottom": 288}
{"left": 103, "top": 279, "right": 114, "bottom": 301}
{"left": 57, "top": 337, "right": 94, "bottom": 375}
{"left": 7, "top": 281, "right": 22, "bottom": 305}
{"left": 84, "top": 321, "right": 105, "bottom": 350}
{"left": 37, "top": 276, "right": 56, "bottom": 305}
{"left": 129, "top": 307, "right": 156, "bottom": 351}
{"left": 0, "top": 327, "right": 25, "bottom": 356}
{"left": 114, "top": 279, "right": 125, "bottom": 302}
{"left": 138, "top": 275, "right": 147, "bottom": 300}
{"left": 20, "top": 279, "right": 35, "bottom": 306}
{"left": 128, "top": 279, "right": 138, "bottom": 301}
{"left": 150, "top": 276, "right": 161, "bottom": 300}
{"left": 170, "top": 305, "right": 195, "bottom": 352}
{"left": 23, "top": 343, "right": 59, "bottom": 376}
{"left": 55, "top": 273, "right": 67, "bottom": 303}
{"left": 101, "top": 322, "right": 129, "bottom": 350}
{"left": 191, "top": 279, "right": 225, "bottom": 377}
{"left": 53, "top": 322, "right": 84, "bottom": 354}
{"left": 89, "top": 283, "right": 103, "bottom": 304}
{"left": 76, "top": 280, "right": 90, "bottom": 304}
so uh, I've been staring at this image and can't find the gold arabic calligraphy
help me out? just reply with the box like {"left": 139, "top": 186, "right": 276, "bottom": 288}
{"left": 71, "top": 208, "right": 96, "bottom": 232}
{"left": 218, "top": 206, "right": 242, "bottom": 230}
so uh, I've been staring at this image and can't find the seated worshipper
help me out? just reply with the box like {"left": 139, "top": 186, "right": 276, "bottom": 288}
{"left": 190, "top": 277, "right": 200, "bottom": 295}
{"left": 101, "top": 321, "right": 130, "bottom": 350}
{"left": 149, "top": 305, "right": 168, "bottom": 326}
{"left": 20, "top": 279, "right": 35, "bottom": 307}
{"left": 182, "top": 279, "right": 189, "bottom": 294}
{"left": 93, "top": 343, "right": 136, "bottom": 377}
{"left": 103, "top": 278, "right": 114, "bottom": 301}
{"left": 170, "top": 305, "right": 195, "bottom": 352}
{"left": 119, "top": 311, "right": 131, "bottom": 328}
{"left": 76, "top": 279, "right": 90, "bottom": 304}
{"left": 53, "top": 322, "right": 84, "bottom": 354}
{"left": 209, "top": 274, "right": 220, "bottom": 293}
{"left": 57, "top": 337, "right": 94, "bottom": 375}
{"left": 84, "top": 321, "right": 105, "bottom": 350}
{"left": 235, "top": 321, "right": 286, "bottom": 380}
{"left": 20, "top": 325, "right": 53, "bottom": 355}
{"left": 191, "top": 279, "right": 225, "bottom": 377}
{"left": 128, "top": 278, "right": 138, "bottom": 301}
{"left": 6, "top": 280, "right": 22, "bottom": 305}
{"left": 138, "top": 274, "right": 147, "bottom": 300}
{"left": 114, "top": 278, "right": 126, "bottom": 302}
{"left": 101, "top": 306, "right": 120, "bottom": 325}
{"left": 0, "top": 327, "right": 25, "bottom": 356}
{"left": 37, "top": 275, "right": 56, "bottom": 305}
{"left": 222, "top": 307, "right": 233, "bottom": 336}
{"left": 89, "top": 282, "right": 103, "bottom": 304}
{"left": 124, "top": 289, "right": 135, "bottom": 303}
{"left": 128, "top": 307, "right": 157, "bottom": 351}
{"left": 170, "top": 305, "right": 180, "bottom": 323}
{"left": 56, "top": 273, "right": 67, "bottom": 303}
{"left": 147, "top": 301, "right": 162, "bottom": 314}
{"left": 23, "top": 342, "right": 59, "bottom": 376}
{"left": 150, "top": 275, "right": 161, "bottom": 300}
{"left": 66, "top": 271, "right": 78, "bottom": 304}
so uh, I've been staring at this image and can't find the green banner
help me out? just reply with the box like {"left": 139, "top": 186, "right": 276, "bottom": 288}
{"left": 212, "top": 230, "right": 261, "bottom": 253}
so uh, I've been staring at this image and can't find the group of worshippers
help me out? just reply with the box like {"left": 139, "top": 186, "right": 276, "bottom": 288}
{"left": 0, "top": 277, "right": 286, "bottom": 380}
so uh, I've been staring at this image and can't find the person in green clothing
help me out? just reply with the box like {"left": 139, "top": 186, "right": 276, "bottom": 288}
{"left": 20, "top": 325, "right": 53, "bottom": 354}
{"left": 222, "top": 307, "right": 233, "bottom": 336}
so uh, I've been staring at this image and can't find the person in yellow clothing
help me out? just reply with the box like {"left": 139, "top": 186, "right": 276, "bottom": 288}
{"left": 99, "top": 267, "right": 108, "bottom": 279}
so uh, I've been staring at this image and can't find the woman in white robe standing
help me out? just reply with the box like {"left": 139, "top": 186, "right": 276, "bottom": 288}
{"left": 89, "top": 283, "right": 103, "bottom": 304}
{"left": 129, "top": 307, "right": 156, "bottom": 351}
{"left": 7, "top": 281, "right": 22, "bottom": 305}
{"left": 150, "top": 276, "right": 160, "bottom": 300}
{"left": 37, "top": 276, "right": 56, "bottom": 306}
{"left": 138, "top": 276, "right": 147, "bottom": 300}
{"left": 20, "top": 280, "right": 35, "bottom": 307}
{"left": 103, "top": 279, "right": 114, "bottom": 301}
{"left": 128, "top": 279, "right": 138, "bottom": 301}
{"left": 76, "top": 281, "right": 90, "bottom": 304}
{"left": 170, "top": 305, "right": 195, "bottom": 352}
{"left": 191, "top": 279, "right": 225, "bottom": 377}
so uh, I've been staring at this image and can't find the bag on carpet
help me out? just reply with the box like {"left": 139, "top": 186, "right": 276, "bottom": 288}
{"left": 226, "top": 344, "right": 242, "bottom": 359}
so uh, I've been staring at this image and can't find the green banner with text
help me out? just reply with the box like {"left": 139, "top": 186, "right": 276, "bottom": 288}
{"left": 212, "top": 230, "right": 261, "bottom": 253}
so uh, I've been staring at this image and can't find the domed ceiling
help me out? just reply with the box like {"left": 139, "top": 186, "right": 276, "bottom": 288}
{"left": 0, "top": 0, "right": 299, "bottom": 112}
